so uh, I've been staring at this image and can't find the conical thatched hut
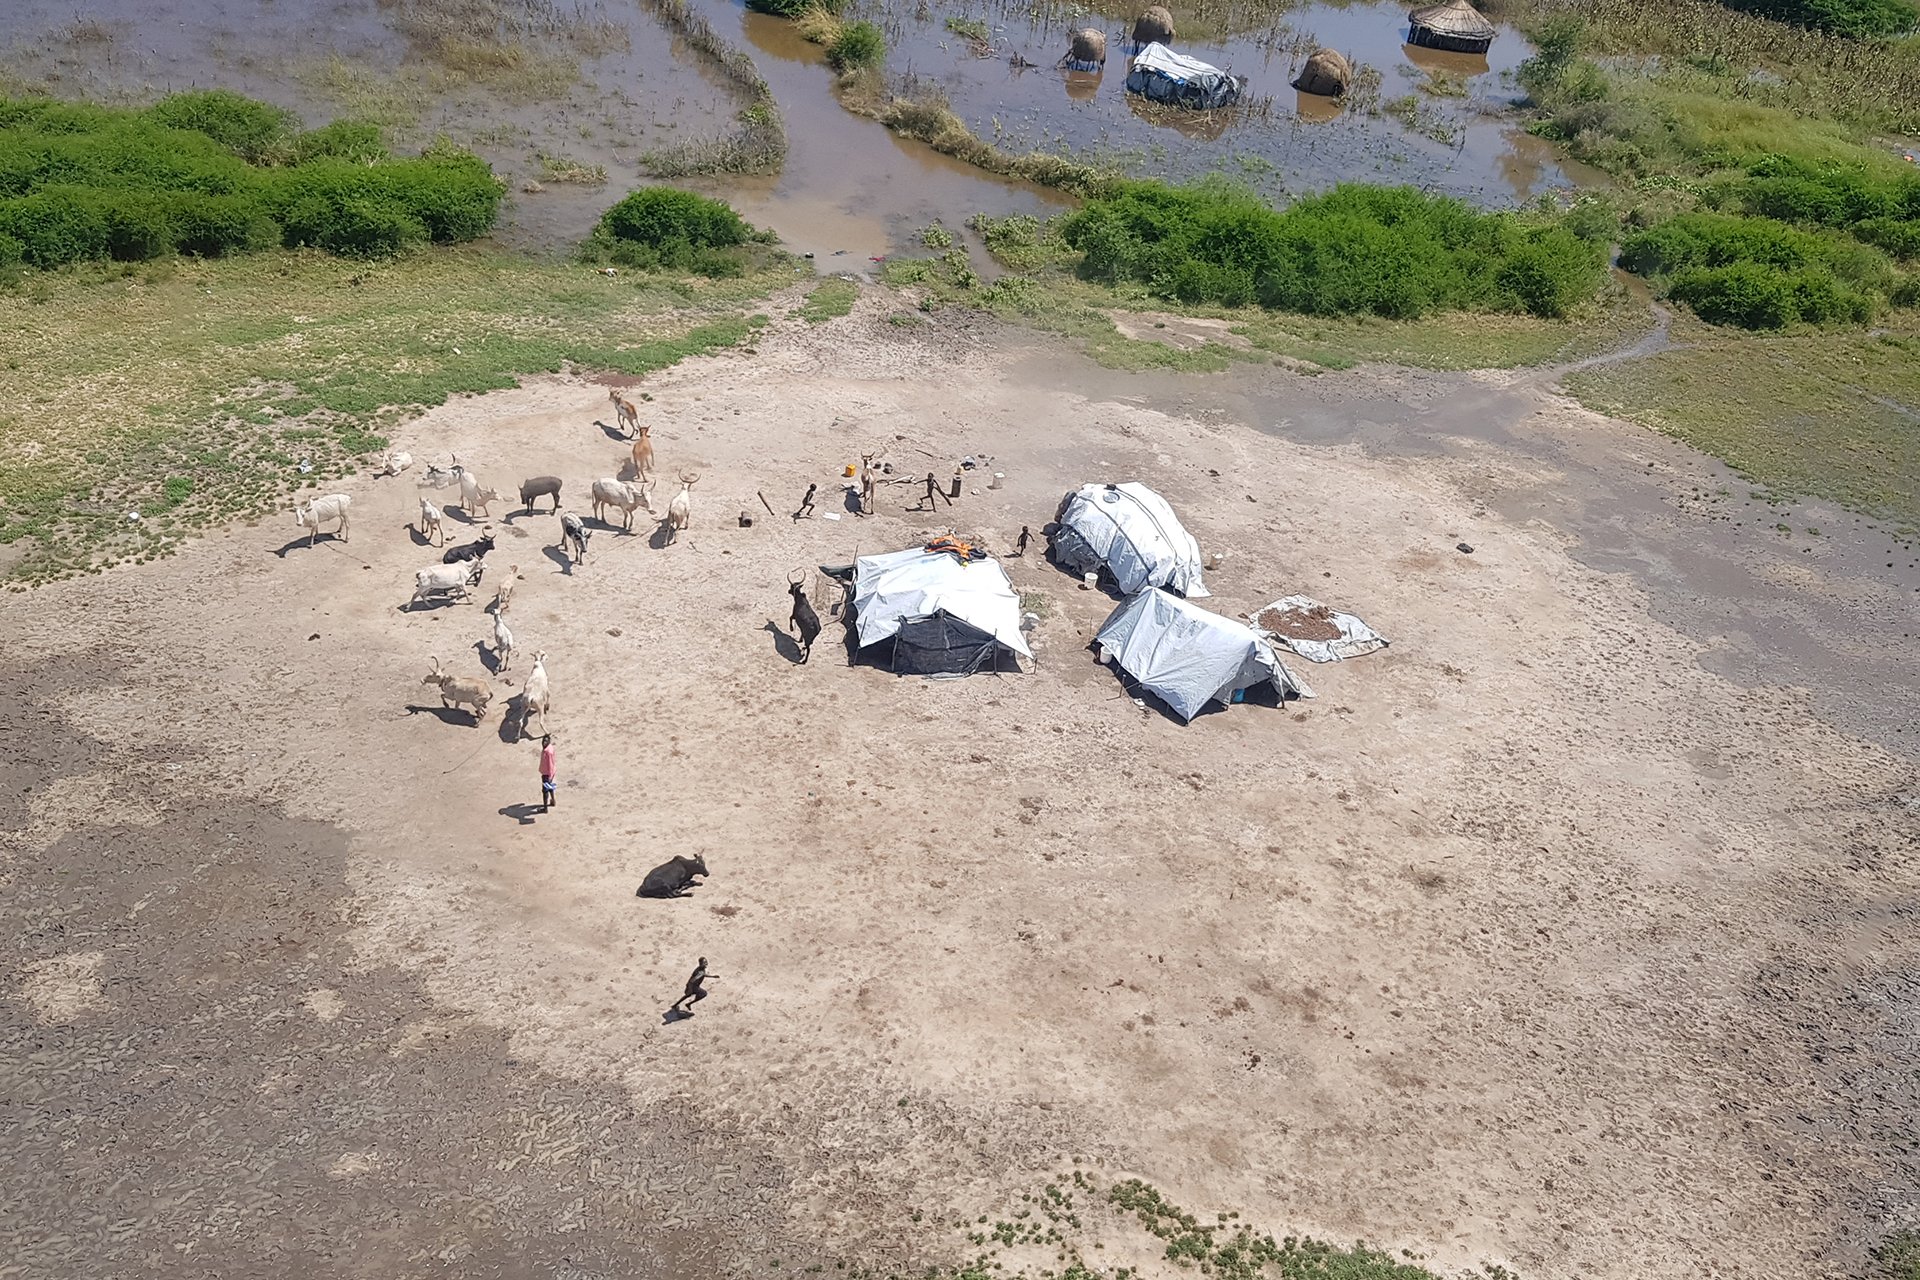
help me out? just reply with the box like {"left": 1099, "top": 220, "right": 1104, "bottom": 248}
{"left": 1291, "top": 47, "right": 1351, "bottom": 96}
{"left": 1407, "top": 0, "right": 1494, "bottom": 54}
{"left": 1064, "top": 25, "right": 1107, "bottom": 70}
{"left": 1131, "top": 5, "right": 1175, "bottom": 45}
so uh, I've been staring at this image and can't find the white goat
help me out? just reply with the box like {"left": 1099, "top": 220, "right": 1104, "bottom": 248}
{"left": 410, "top": 559, "right": 484, "bottom": 608}
{"left": 418, "top": 456, "right": 464, "bottom": 491}
{"left": 459, "top": 469, "right": 503, "bottom": 516}
{"left": 590, "top": 476, "right": 653, "bottom": 532}
{"left": 417, "top": 496, "right": 444, "bottom": 546}
{"left": 664, "top": 472, "right": 698, "bottom": 545}
{"left": 491, "top": 610, "right": 515, "bottom": 671}
{"left": 490, "top": 564, "right": 519, "bottom": 615}
{"left": 293, "top": 493, "right": 352, "bottom": 546}
{"left": 377, "top": 450, "right": 413, "bottom": 477}
{"left": 519, "top": 651, "right": 550, "bottom": 740}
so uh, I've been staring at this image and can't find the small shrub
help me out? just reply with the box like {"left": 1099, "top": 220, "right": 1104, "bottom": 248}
{"left": 1715, "top": 0, "right": 1919, "bottom": 38}
{"left": 1667, "top": 262, "right": 1872, "bottom": 328}
{"left": 0, "top": 190, "right": 110, "bottom": 266}
{"left": 145, "top": 89, "right": 295, "bottom": 163}
{"left": 828, "top": 22, "right": 886, "bottom": 71}
{"left": 292, "top": 120, "right": 387, "bottom": 165}
{"left": 598, "top": 186, "right": 749, "bottom": 251}
{"left": 169, "top": 193, "right": 279, "bottom": 256}
{"left": 1857, "top": 217, "right": 1920, "bottom": 259}
{"left": 281, "top": 194, "right": 428, "bottom": 257}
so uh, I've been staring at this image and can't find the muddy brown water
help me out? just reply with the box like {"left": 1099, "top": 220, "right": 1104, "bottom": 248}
{"left": 1, "top": 0, "right": 1600, "bottom": 262}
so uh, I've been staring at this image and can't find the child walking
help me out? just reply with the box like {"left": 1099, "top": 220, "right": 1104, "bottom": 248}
{"left": 539, "top": 734, "right": 558, "bottom": 811}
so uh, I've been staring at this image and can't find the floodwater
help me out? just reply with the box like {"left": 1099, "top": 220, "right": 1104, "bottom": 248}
{"left": 0, "top": 0, "right": 1602, "bottom": 260}
{"left": 878, "top": 0, "right": 1602, "bottom": 204}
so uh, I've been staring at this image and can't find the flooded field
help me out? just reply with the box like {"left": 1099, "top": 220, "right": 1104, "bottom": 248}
{"left": 0, "top": 0, "right": 1599, "bottom": 260}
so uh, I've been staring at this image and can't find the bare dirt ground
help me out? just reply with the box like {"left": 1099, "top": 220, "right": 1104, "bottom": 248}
{"left": 3, "top": 291, "right": 1916, "bottom": 1280}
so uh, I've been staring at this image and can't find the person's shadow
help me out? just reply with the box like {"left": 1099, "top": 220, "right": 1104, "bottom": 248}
{"left": 661, "top": 1006, "right": 693, "bottom": 1024}
{"left": 498, "top": 802, "right": 544, "bottom": 825}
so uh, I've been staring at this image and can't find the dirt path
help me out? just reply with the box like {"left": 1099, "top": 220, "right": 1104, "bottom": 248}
{"left": 3, "top": 294, "right": 1915, "bottom": 1280}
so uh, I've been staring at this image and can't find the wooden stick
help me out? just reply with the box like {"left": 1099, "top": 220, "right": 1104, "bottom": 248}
{"left": 757, "top": 490, "right": 775, "bottom": 518}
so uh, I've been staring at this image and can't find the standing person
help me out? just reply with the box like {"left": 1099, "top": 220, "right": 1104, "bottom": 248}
{"left": 539, "top": 733, "right": 557, "bottom": 811}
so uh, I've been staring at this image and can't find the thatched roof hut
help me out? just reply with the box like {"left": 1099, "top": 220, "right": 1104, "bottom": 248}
{"left": 1065, "top": 25, "right": 1107, "bottom": 69}
{"left": 1292, "top": 47, "right": 1352, "bottom": 96}
{"left": 1407, "top": 0, "right": 1494, "bottom": 54}
{"left": 1132, "top": 5, "right": 1175, "bottom": 45}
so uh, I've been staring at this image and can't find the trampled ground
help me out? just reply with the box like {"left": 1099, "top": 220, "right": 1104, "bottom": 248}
{"left": 3, "top": 293, "right": 1915, "bottom": 1280}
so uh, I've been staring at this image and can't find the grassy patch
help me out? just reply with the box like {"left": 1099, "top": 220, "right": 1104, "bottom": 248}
{"left": 536, "top": 152, "right": 607, "bottom": 184}
{"left": 0, "top": 248, "right": 783, "bottom": 584}
{"left": 1563, "top": 315, "right": 1920, "bottom": 525}
{"left": 633, "top": 0, "right": 786, "bottom": 177}
{"left": 799, "top": 277, "right": 858, "bottom": 322}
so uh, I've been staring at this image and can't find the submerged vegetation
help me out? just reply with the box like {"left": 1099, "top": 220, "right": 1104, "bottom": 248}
{"left": 635, "top": 0, "right": 786, "bottom": 176}
{"left": 0, "top": 90, "right": 504, "bottom": 268}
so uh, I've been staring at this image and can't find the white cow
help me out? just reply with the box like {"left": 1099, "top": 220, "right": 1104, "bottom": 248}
{"left": 293, "top": 494, "right": 351, "bottom": 546}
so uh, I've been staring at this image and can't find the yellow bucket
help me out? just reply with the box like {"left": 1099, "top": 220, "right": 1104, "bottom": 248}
{"left": 844, "top": 464, "right": 857, "bottom": 477}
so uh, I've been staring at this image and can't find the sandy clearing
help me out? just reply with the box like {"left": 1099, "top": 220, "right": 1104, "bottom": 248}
{"left": 3, "top": 293, "right": 1914, "bottom": 1280}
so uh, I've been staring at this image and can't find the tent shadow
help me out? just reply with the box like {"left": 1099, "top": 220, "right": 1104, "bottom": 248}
{"left": 761, "top": 620, "right": 805, "bottom": 665}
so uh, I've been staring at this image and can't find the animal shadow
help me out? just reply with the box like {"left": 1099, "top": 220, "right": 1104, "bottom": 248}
{"left": 474, "top": 639, "right": 504, "bottom": 674}
{"left": 596, "top": 417, "right": 627, "bottom": 441}
{"left": 499, "top": 802, "right": 544, "bottom": 825}
{"left": 843, "top": 488, "right": 863, "bottom": 515}
{"left": 496, "top": 698, "right": 530, "bottom": 745}
{"left": 447, "top": 506, "right": 478, "bottom": 525}
{"left": 407, "top": 525, "right": 433, "bottom": 547}
{"left": 647, "top": 519, "right": 676, "bottom": 550}
{"left": 272, "top": 535, "right": 338, "bottom": 558}
{"left": 542, "top": 544, "right": 575, "bottom": 576}
{"left": 761, "top": 620, "right": 805, "bottom": 665}
{"left": 405, "top": 703, "right": 482, "bottom": 726}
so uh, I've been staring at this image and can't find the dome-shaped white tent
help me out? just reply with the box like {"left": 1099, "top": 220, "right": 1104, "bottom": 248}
{"left": 1050, "top": 482, "right": 1209, "bottom": 597}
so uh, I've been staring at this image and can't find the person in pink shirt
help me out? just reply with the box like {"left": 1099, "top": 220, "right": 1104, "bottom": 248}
{"left": 539, "top": 734, "right": 558, "bottom": 811}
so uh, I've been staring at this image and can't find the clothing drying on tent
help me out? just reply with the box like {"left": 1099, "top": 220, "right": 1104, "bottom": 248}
{"left": 1096, "top": 589, "right": 1307, "bottom": 722}
{"left": 852, "top": 546, "right": 1031, "bottom": 676}
{"left": 1124, "top": 43, "right": 1241, "bottom": 110}
{"left": 1051, "top": 482, "right": 1209, "bottom": 597}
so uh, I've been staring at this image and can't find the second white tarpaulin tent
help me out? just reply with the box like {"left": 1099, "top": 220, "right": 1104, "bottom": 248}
{"left": 1050, "top": 482, "right": 1209, "bottom": 597}
{"left": 1095, "top": 588, "right": 1309, "bottom": 722}
{"left": 852, "top": 546, "right": 1032, "bottom": 675}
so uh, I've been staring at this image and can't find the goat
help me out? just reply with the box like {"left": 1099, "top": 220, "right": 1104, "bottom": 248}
{"left": 442, "top": 530, "right": 495, "bottom": 564}
{"left": 491, "top": 610, "right": 515, "bottom": 672}
{"left": 629, "top": 422, "right": 654, "bottom": 482}
{"left": 664, "top": 472, "right": 698, "bottom": 545}
{"left": 417, "top": 497, "right": 444, "bottom": 546}
{"left": 518, "top": 651, "right": 550, "bottom": 740}
{"left": 490, "top": 564, "right": 519, "bottom": 615}
{"left": 377, "top": 450, "right": 413, "bottom": 477}
{"left": 422, "top": 654, "right": 493, "bottom": 720}
{"left": 857, "top": 452, "right": 879, "bottom": 516}
{"left": 293, "top": 493, "right": 352, "bottom": 546}
{"left": 787, "top": 569, "right": 822, "bottom": 664}
{"left": 591, "top": 476, "right": 653, "bottom": 532}
{"left": 636, "top": 854, "right": 708, "bottom": 899}
{"left": 418, "top": 457, "right": 464, "bottom": 491}
{"left": 520, "top": 475, "right": 562, "bottom": 514}
{"left": 609, "top": 387, "right": 639, "bottom": 436}
{"left": 459, "top": 470, "right": 503, "bottom": 516}
{"left": 559, "top": 511, "right": 590, "bottom": 564}
{"left": 411, "top": 559, "right": 485, "bottom": 608}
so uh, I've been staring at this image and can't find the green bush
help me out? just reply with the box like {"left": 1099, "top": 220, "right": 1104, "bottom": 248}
{"left": 1855, "top": 217, "right": 1920, "bottom": 259}
{"left": 0, "top": 93, "right": 502, "bottom": 270}
{"left": 145, "top": 89, "right": 295, "bottom": 163}
{"left": 1669, "top": 262, "right": 1873, "bottom": 328}
{"left": 292, "top": 120, "right": 387, "bottom": 165}
{"left": 598, "top": 186, "right": 749, "bottom": 251}
{"left": 1059, "top": 178, "right": 1604, "bottom": 320}
{"left": 1716, "top": 0, "right": 1918, "bottom": 38}
{"left": 827, "top": 21, "right": 886, "bottom": 71}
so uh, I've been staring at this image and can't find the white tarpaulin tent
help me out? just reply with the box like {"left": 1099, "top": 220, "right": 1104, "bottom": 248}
{"left": 1250, "top": 594, "right": 1389, "bottom": 663}
{"left": 1124, "top": 42, "right": 1241, "bottom": 109}
{"left": 853, "top": 547, "right": 1031, "bottom": 673}
{"left": 1051, "top": 482, "right": 1209, "bottom": 597}
{"left": 1096, "top": 589, "right": 1307, "bottom": 722}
